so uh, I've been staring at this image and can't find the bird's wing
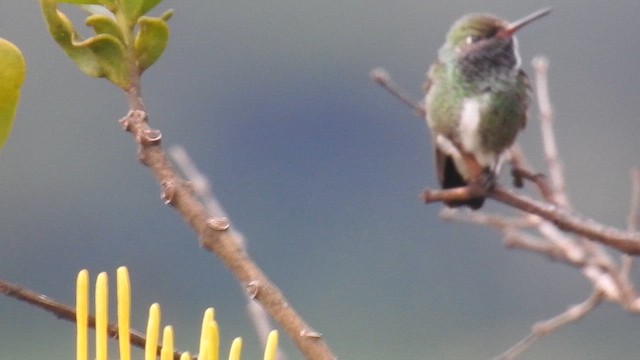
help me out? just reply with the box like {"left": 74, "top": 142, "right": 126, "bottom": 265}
{"left": 422, "top": 60, "right": 442, "bottom": 95}
{"left": 424, "top": 61, "right": 444, "bottom": 185}
{"left": 517, "top": 69, "right": 531, "bottom": 130}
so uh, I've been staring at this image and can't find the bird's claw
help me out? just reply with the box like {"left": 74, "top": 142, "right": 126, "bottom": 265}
{"left": 471, "top": 169, "right": 496, "bottom": 192}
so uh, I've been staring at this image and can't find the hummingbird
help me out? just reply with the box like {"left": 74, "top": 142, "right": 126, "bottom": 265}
{"left": 424, "top": 8, "right": 550, "bottom": 209}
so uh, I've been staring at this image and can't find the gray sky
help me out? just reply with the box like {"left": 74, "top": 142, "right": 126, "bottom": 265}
{"left": 1, "top": 1, "right": 639, "bottom": 359}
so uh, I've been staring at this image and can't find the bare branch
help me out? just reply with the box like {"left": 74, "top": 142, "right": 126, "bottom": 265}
{"left": 489, "top": 185, "right": 640, "bottom": 254}
{"left": 168, "top": 145, "right": 286, "bottom": 360}
{"left": 440, "top": 207, "right": 538, "bottom": 230}
{"left": 168, "top": 146, "right": 246, "bottom": 250}
{"left": 0, "top": 278, "right": 186, "bottom": 360}
{"left": 119, "top": 111, "right": 334, "bottom": 360}
{"left": 531, "top": 57, "right": 633, "bottom": 300}
{"left": 421, "top": 183, "right": 486, "bottom": 204}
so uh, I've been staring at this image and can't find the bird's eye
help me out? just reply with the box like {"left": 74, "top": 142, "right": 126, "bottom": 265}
{"left": 465, "top": 35, "right": 480, "bottom": 45}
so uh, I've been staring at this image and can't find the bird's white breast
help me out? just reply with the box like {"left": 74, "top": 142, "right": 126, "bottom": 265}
{"left": 458, "top": 96, "right": 500, "bottom": 170}
{"left": 459, "top": 97, "right": 482, "bottom": 153}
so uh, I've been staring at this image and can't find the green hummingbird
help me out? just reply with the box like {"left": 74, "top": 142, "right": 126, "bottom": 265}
{"left": 424, "top": 8, "right": 550, "bottom": 209}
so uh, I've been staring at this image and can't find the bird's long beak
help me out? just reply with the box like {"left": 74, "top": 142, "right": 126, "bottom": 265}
{"left": 499, "top": 7, "right": 551, "bottom": 38}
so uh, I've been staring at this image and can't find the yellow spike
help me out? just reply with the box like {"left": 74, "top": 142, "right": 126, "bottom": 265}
{"left": 227, "top": 337, "right": 242, "bottom": 360}
{"left": 76, "top": 270, "right": 89, "bottom": 360}
{"left": 263, "top": 330, "right": 278, "bottom": 360}
{"left": 207, "top": 321, "right": 219, "bottom": 360}
{"left": 180, "top": 351, "right": 192, "bottom": 360}
{"left": 117, "top": 267, "right": 131, "bottom": 360}
{"left": 145, "top": 303, "right": 161, "bottom": 360}
{"left": 198, "top": 308, "right": 215, "bottom": 360}
{"left": 95, "top": 272, "right": 109, "bottom": 360}
{"left": 161, "top": 325, "right": 174, "bottom": 360}
{"left": 201, "top": 345, "right": 209, "bottom": 360}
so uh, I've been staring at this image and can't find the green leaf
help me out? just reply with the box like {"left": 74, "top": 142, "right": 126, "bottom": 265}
{"left": 134, "top": 15, "right": 170, "bottom": 73}
{"left": 119, "top": 0, "right": 143, "bottom": 22}
{"left": 80, "top": 4, "right": 118, "bottom": 17}
{"left": 42, "top": 0, "right": 102, "bottom": 77}
{"left": 139, "top": 0, "right": 163, "bottom": 16}
{"left": 40, "top": 0, "right": 130, "bottom": 88}
{"left": 82, "top": 34, "right": 129, "bottom": 87}
{"left": 118, "top": 0, "right": 165, "bottom": 26}
{"left": 86, "top": 13, "right": 125, "bottom": 43}
{"left": 0, "top": 38, "right": 26, "bottom": 148}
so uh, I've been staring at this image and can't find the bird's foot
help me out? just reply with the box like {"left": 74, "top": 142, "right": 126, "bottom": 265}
{"left": 510, "top": 167, "right": 557, "bottom": 203}
{"left": 510, "top": 166, "right": 545, "bottom": 189}
{"left": 470, "top": 168, "right": 496, "bottom": 192}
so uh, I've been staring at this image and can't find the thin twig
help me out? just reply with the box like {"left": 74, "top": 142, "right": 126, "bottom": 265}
{"left": 532, "top": 57, "right": 570, "bottom": 209}
{"left": 504, "top": 231, "right": 570, "bottom": 261}
{"left": 0, "top": 278, "right": 186, "bottom": 360}
{"left": 370, "top": 67, "right": 426, "bottom": 118}
{"left": 620, "top": 168, "right": 640, "bottom": 302}
{"left": 627, "top": 168, "right": 640, "bottom": 234}
{"left": 168, "top": 146, "right": 245, "bottom": 250}
{"left": 494, "top": 290, "right": 604, "bottom": 360}
{"left": 531, "top": 56, "right": 624, "bottom": 291}
{"left": 168, "top": 146, "right": 231, "bottom": 224}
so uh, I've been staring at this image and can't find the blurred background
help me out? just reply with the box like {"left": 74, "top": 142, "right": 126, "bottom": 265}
{"left": 1, "top": 1, "right": 640, "bottom": 359}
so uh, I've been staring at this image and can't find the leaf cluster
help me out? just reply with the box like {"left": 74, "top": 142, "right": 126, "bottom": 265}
{"left": 40, "top": 0, "right": 172, "bottom": 89}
